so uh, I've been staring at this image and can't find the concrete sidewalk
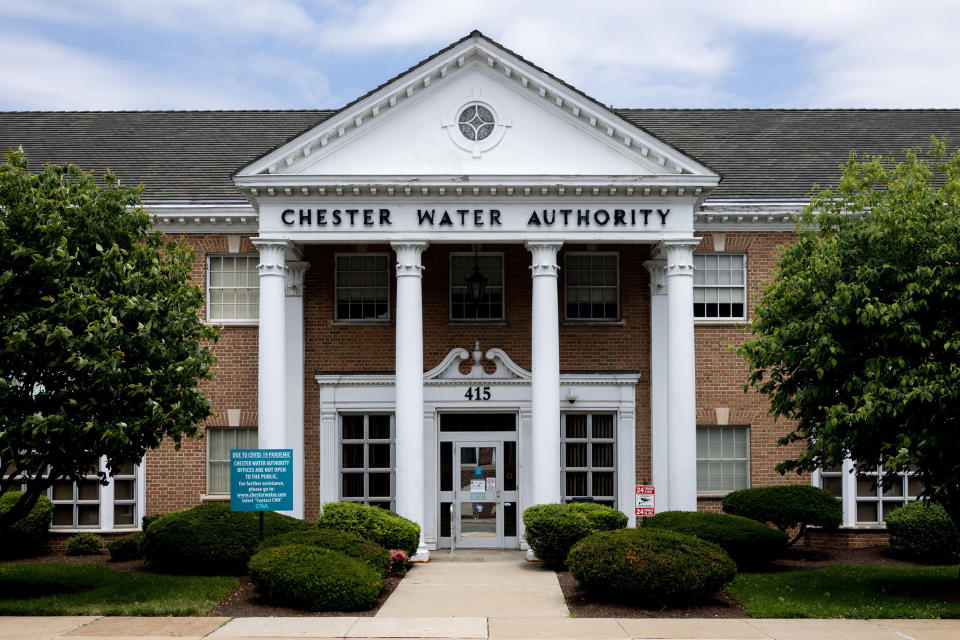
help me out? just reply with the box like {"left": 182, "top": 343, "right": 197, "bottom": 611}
{"left": 2, "top": 616, "right": 960, "bottom": 640}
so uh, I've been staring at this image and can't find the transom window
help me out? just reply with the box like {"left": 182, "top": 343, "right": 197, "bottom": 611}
{"left": 450, "top": 253, "right": 504, "bottom": 321}
{"left": 335, "top": 254, "right": 390, "bottom": 321}
{"left": 819, "top": 462, "right": 922, "bottom": 524}
{"left": 340, "top": 414, "right": 394, "bottom": 511}
{"left": 696, "top": 426, "right": 749, "bottom": 493}
{"left": 693, "top": 253, "right": 746, "bottom": 319}
{"left": 207, "top": 427, "right": 258, "bottom": 495}
{"left": 207, "top": 255, "right": 259, "bottom": 322}
{"left": 561, "top": 413, "right": 616, "bottom": 507}
{"left": 565, "top": 253, "right": 619, "bottom": 321}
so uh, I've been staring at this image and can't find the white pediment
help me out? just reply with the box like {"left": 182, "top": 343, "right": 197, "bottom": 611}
{"left": 425, "top": 342, "right": 530, "bottom": 381}
{"left": 236, "top": 33, "right": 717, "bottom": 184}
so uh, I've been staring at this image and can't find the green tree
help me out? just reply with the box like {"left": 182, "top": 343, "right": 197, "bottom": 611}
{"left": 0, "top": 148, "right": 217, "bottom": 532}
{"left": 739, "top": 139, "right": 960, "bottom": 535}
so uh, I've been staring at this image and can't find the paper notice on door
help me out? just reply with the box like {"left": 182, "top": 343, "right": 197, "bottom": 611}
{"left": 486, "top": 478, "right": 497, "bottom": 492}
{"left": 470, "top": 479, "right": 485, "bottom": 492}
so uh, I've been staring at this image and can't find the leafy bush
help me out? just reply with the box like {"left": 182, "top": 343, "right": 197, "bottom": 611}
{"left": 258, "top": 528, "right": 391, "bottom": 577}
{"left": 248, "top": 544, "right": 382, "bottom": 611}
{"left": 0, "top": 491, "right": 54, "bottom": 558}
{"left": 567, "top": 528, "right": 736, "bottom": 603}
{"left": 141, "top": 503, "right": 311, "bottom": 575}
{"left": 66, "top": 533, "right": 104, "bottom": 556}
{"left": 646, "top": 511, "right": 788, "bottom": 567}
{"left": 886, "top": 501, "right": 960, "bottom": 563}
{"left": 522, "top": 503, "right": 628, "bottom": 569}
{"left": 317, "top": 502, "right": 420, "bottom": 557}
{"left": 107, "top": 532, "right": 144, "bottom": 561}
{"left": 722, "top": 485, "right": 841, "bottom": 545}
{"left": 389, "top": 550, "right": 409, "bottom": 577}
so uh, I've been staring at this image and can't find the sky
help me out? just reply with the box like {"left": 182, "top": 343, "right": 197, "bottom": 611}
{"left": 1, "top": 0, "right": 959, "bottom": 111}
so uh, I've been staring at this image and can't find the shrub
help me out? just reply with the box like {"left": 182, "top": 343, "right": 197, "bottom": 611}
{"left": 66, "top": 533, "right": 104, "bottom": 556}
{"left": 522, "top": 503, "right": 628, "bottom": 569}
{"left": 107, "top": 532, "right": 144, "bottom": 561}
{"left": 0, "top": 491, "right": 54, "bottom": 558}
{"left": 317, "top": 502, "right": 420, "bottom": 557}
{"left": 389, "top": 550, "right": 409, "bottom": 577}
{"left": 646, "top": 511, "right": 788, "bottom": 567}
{"left": 141, "top": 503, "right": 312, "bottom": 575}
{"left": 258, "top": 528, "right": 391, "bottom": 577}
{"left": 248, "top": 544, "right": 382, "bottom": 611}
{"left": 567, "top": 528, "right": 736, "bottom": 603}
{"left": 885, "top": 501, "right": 960, "bottom": 563}
{"left": 722, "top": 485, "right": 841, "bottom": 545}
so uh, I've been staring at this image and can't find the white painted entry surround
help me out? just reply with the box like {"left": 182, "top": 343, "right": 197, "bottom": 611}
{"left": 233, "top": 33, "right": 720, "bottom": 559}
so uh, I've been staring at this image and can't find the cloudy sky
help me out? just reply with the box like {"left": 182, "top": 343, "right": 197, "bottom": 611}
{"left": 1, "top": 0, "right": 959, "bottom": 111}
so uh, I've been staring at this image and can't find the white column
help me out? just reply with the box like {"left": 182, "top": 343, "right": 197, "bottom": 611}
{"left": 644, "top": 258, "right": 670, "bottom": 511}
{"left": 392, "top": 241, "right": 430, "bottom": 562}
{"left": 526, "top": 241, "right": 563, "bottom": 506}
{"left": 253, "top": 239, "right": 288, "bottom": 451}
{"left": 663, "top": 240, "right": 700, "bottom": 511}
{"left": 284, "top": 261, "right": 309, "bottom": 519}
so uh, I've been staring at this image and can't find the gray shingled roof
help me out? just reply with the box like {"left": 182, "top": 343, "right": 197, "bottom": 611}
{"left": 2, "top": 108, "right": 959, "bottom": 201}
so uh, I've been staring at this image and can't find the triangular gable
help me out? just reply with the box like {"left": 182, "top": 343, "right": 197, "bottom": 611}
{"left": 236, "top": 32, "right": 718, "bottom": 183}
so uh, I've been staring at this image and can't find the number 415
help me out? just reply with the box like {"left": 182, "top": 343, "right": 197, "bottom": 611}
{"left": 464, "top": 386, "right": 491, "bottom": 401}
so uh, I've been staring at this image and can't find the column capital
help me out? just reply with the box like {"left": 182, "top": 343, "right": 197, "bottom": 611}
{"left": 253, "top": 239, "right": 289, "bottom": 277}
{"left": 392, "top": 241, "right": 428, "bottom": 277}
{"left": 644, "top": 259, "right": 667, "bottom": 295}
{"left": 285, "top": 261, "right": 310, "bottom": 297}
{"left": 658, "top": 239, "right": 700, "bottom": 278}
{"left": 525, "top": 240, "right": 563, "bottom": 277}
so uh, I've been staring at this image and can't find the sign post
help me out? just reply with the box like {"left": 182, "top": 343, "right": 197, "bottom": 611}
{"left": 635, "top": 485, "right": 655, "bottom": 526}
{"left": 230, "top": 449, "right": 294, "bottom": 541}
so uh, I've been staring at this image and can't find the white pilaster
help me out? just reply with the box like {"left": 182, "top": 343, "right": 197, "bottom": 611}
{"left": 284, "top": 261, "right": 309, "bottom": 519}
{"left": 525, "top": 240, "right": 563, "bottom": 506}
{"left": 392, "top": 241, "right": 430, "bottom": 562}
{"left": 254, "top": 239, "right": 288, "bottom": 451}
{"left": 662, "top": 239, "right": 700, "bottom": 511}
{"left": 644, "top": 258, "right": 669, "bottom": 512}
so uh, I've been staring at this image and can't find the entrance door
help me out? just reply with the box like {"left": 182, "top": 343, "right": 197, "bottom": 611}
{"left": 455, "top": 442, "right": 501, "bottom": 547}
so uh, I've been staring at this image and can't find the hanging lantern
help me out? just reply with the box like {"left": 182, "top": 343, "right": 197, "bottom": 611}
{"left": 465, "top": 248, "right": 488, "bottom": 303}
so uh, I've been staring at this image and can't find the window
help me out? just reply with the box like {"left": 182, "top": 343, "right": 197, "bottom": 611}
{"left": 450, "top": 253, "right": 504, "bottom": 321}
{"left": 693, "top": 253, "right": 746, "bottom": 319}
{"left": 696, "top": 426, "right": 749, "bottom": 493}
{"left": 47, "top": 461, "right": 141, "bottom": 530}
{"left": 819, "top": 462, "right": 922, "bottom": 525}
{"left": 335, "top": 254, "right": 390, "bottom": 321}
{"left": 340, "top": 414, "right": 394, "bottom": 510}
{"left": 111, "top": 462, "right": 138, "bottom": 527}
{"left": 561, "top": 413, "right": 616, "bottom": 506}
{"left": 207, "top": 427, "right": 258, "bottom": 495}
{"left": 565, "top": 253, "right": 619, "bottom": 321}
{"left": 207, "top": 255, "right": 259, "bottom": 322}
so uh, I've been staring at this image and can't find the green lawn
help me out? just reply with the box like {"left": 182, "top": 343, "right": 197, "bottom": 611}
{"left": 0, "top": 563, "right": 238, "bottom": 616}
{"left": 727, "top": 564, "right": 960, "bottom": 618}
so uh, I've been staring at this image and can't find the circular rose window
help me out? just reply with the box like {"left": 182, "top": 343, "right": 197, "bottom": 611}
{"left": 458, "top": 104, "right": 495, "bottom": 141}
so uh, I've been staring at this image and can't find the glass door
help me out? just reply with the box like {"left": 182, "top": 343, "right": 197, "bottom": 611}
{"left": 454, "top": 442, "right": 501, "bottom": 548}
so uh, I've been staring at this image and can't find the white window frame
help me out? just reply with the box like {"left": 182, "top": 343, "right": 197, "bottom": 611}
{"left": 814, "top": 459, "right": 922, "bottom": 527}
{"left": 693, "top": 253, "right": 747, "bottom": 321}
{"left": 339, "top": 414, "right": 395, "bottom": 510}
{"left": 560, "top": 412, "right": 617, "bottom": 506}
{"left": 449, "top": 252, "right": 505, "bottom": 322}
{"left": 334, "top": 253, "right": 391, "bottom": 322}
{"left": 40, "top": 458, "right": 145, "bottom": 533}
{"left": 206, "top": 427, "right": 258, "bottom": 495}
{"left": 696, "top": 425, "right": 750, "bottom": 495}
{"left": 206, "top": 254, "right": 260, "bottom": 324}
{"left": 564, "top": 252, "right": 620, "bottom": 322}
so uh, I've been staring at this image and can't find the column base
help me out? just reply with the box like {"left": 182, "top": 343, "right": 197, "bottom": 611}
{"left": 526, "top": 548, "right": 539, "bottom": 562}
{"left": 411, "top": 543, "right": 431, "bottom": 563}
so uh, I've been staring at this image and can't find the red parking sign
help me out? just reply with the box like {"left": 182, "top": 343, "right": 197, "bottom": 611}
{"left": 635, "top": 485, "right": 655, "bottom": 517}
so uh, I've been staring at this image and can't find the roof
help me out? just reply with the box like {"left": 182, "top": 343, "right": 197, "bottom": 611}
{"left": 2, "top": 108, "right": 959, "bottom": 202}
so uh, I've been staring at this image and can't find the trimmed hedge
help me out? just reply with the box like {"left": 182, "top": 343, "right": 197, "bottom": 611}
{"left": 886, "top": 501, "right": 960, "bottom": 563}
{"left": 567, "top": 528, "right": 736, "bottom": 603}
{"left": 0, "top": 491, "right": 54, "bottom": 558}
{"left": 522, "top": 503, "right": 628, "bottom": 569}
{"left": 317, "top": 502, "right": 420, "bottom": 557}
{"left": 107, "top": 532, "right": 144, "bottom": 561}
{"left": 258, "top": 528, "right": 391, "bottom": 577}
{"left": 248, "top": 544, "right": 383, "bottom": 611}
{"left": 66, "top": 533, "right": 104, "bottom": 556}
{"left": 722, "top": 485, "right": 841, "bottom": 543}
{"left": 141, "top": 503, "right": 312, "bottom": 575}
{"left": 646, "top": 510, "right": 788, "bottom": 567}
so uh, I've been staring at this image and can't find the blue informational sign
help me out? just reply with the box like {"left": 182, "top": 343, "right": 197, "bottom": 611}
{"left": 230, "top": 449, "right": 293, "bottom": 512}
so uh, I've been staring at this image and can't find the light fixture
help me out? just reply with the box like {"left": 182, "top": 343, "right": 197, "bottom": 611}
{"left": 565, "top": 388, "right": 578, "bottom": 404}
{"left": 465, "top": 245, "right": 488, "bottom": 304}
